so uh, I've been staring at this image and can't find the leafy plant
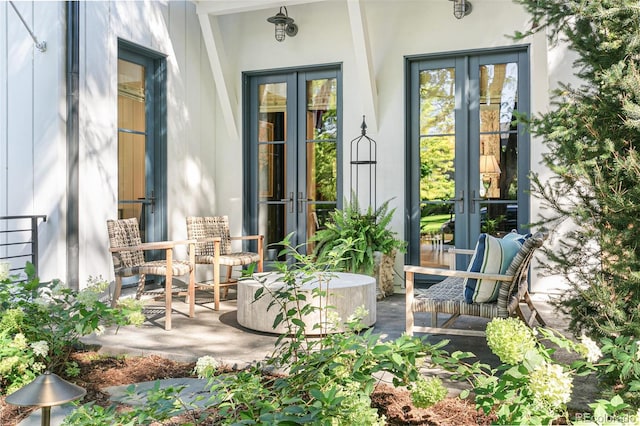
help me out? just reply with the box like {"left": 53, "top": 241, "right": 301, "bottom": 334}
{"left": 595, "top": 335, "right": 640, "bottom": 408}
{"left": 432, "top": 317, "right": 602, "bottom": 425}
{"left": 0, "top": 262, "right": 143, "bottom": 394}
{"left": 311, "top": 197, "right": 406, "bottom": 275}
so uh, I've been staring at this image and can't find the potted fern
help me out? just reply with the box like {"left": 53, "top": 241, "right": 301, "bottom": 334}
{"left": 311, "top": 198, "right": 406, "bottom": 298}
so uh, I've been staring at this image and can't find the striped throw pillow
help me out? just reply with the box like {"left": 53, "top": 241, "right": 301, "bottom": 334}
{"left": 463, "top": 232, "right": 527, "bottom": 303}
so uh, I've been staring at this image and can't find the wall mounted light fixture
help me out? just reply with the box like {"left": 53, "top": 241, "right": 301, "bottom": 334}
{"left": 450, "top": 0, "right": 472, "bottom": 19}
{"left": 267, "top": 6, "right": 298, "bottom": 42}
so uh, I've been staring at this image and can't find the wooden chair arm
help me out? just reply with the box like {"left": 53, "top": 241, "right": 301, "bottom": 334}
{"left": 448, "top": 248, "right": 475, "bottom": 256}
{"left": 230, "top": 235, "right": 264, "bottom": 242}
{"left": 193, "top": 237, "right": 223, "bottom": 243}
{"left": 110, "top": 239, "right": 197, "bottom": 253}
{"left": 403, "top": 265, "right": 513, "bottom": 282}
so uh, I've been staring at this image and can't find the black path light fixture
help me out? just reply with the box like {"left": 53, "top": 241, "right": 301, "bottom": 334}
{"left": 5, "top": 371, "right": 86, "bottom": 426}
{"left": 450, "top": 0, "right": 472, "bottom": 19}
{"left": 267, "top": 6, "right": 298, "bottom": 42}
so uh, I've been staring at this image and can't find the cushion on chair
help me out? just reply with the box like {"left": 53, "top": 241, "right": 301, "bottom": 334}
{"left": 463, "top": 231, "right": 529, "bottom": 304}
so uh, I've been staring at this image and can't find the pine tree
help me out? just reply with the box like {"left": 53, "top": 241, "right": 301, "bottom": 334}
{"left": 515, "top": 0, "right": 640, "bottom": 337}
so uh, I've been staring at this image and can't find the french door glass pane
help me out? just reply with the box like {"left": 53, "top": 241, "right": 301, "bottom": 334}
{"left": 258, "top": 82, "right": 288, "bottom": 258}
{"left": 478, "top": 63, "right": 519, "bottom": 235}
{"left": 419, "top": 68, "right": 455, "bottom": 267}
{"left": 117, "top": 59, "right": 147, "bottom": 237}
{"left": 305, "top": 78, "right": 337, "bottom": 245}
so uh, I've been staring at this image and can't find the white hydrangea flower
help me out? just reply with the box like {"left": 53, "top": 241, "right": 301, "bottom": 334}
{"left": 13, "top": 333, "right": 28, "bottom": 350}
{"left": 30, "top": 341, "right": 49, "bottom": 358}
{"left": 32, "top": 362, "right": 46, "bottom": 372}
{"left": 580, "top": 334, "right": 602, "bottom": 363}
{"left": 485, "top": 318, "right": 536, "bottom": 365}
{"left": 346, "top": 305, "right": 369, "bottom": 323}
{"left": 528, "top": 362, "right": 573, "bottom": 409}
{"left": 325, "top": 310, "right": 342, "bottom": 330}
{"left": 75, "top": 289, "right": 99, "bottom": 307}
{"left": 194, "top": 355, "right": 219, "bottom": 378}
{"left": 127, "top": 311, "right": 146, "bottom": 326}
{"left": 0, "top": 262, "right": 10, "bottom": 281}
{"left": 33, "top": 297, "right": 51, "bottom": 309}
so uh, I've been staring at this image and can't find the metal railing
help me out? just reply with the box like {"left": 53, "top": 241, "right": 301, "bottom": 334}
{"left": 0, "top": 215, "right": 47, "bottom": 278}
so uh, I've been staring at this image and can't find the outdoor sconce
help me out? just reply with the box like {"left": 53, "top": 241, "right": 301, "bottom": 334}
{"left": 450, "top": 0, "right": 472, "bottom": 19}
{"left": 479, "top": 154, "right": 501, "bottom": 198}
{"left": 5, "top": 371, "right": 86, "bottom": 426}
{"left": 267, "top": 6, "right": 298, "bottom": 42}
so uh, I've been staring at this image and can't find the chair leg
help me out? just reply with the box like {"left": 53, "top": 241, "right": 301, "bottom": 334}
{"left": 214, "top": 261, "right": 221, "bottom": 311}
{"left": 519, "top": 291, "right": 546, "bottom": 327}
{"left": 188, "top": 268, "right": 195, "bottom": 318}
{"left": 111, "top": 276, "right": 123, "bottom": 308}
{"left": 405, "top": 271, "right": 415, "bottom": 336}
{"left": 165, "top": 250, "right": 173, "bottom": 331}
{"left": 135, "top": 273, "right": 146, "bottom": 300}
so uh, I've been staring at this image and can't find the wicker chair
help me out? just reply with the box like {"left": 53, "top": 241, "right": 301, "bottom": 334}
{"left": 405, "top": 231, "right": 547, "bottom": 337}
{"left": 107, "top": 218, "right": 195, "bottom": 331}
{"left": 186, "top": 216, "right": 264, "bottom": 311}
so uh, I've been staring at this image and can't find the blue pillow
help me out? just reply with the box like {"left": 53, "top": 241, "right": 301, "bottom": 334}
{"left": 463, "top": 232, "right": 528, "bottom": 303}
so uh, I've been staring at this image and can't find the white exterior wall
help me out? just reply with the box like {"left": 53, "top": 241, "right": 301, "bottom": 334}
{"left": 0, "top": 1, "right": 66, "bottom": 282}
{"left": 1, "top": 1, "right": 216, "bottom": 286}
{"left": 209, "top": 0, "right": 568, "bottom": 291}
{"left": 78, "top": 0, "right": 216, "bottom": 285}
{"left": 1, "top": 0, "right": 575, "bottom": 291}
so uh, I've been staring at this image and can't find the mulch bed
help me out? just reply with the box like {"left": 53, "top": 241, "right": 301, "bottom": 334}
{"left": 1, "top": 350, "right": 492, "bottom": 425}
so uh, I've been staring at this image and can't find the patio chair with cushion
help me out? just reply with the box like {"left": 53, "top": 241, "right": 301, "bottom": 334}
{"left": 186, "top": 216, "right": 264, "bottom": 311}
{"left": 405, "top": 230, "right": 547, "bottom": 337}
{"left": 107, "top": 218, "right": 195, "bottom": 331}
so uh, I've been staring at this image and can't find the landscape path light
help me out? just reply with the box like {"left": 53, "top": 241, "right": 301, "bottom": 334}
{"left": 5, "top": 371, "right": 86, "bottom": 426}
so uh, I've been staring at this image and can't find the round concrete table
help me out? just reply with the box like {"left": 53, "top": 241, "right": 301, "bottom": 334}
{"left": 237, "top": 272, "right": 377, "bottom": 334}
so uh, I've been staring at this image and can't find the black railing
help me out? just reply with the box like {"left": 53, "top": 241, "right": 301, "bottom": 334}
{"left": 0, "top": 215, "right": 47, "bottom": 278}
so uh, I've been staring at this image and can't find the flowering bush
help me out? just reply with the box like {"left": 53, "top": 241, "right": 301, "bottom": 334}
{"left": 435, "top": 317, "right": 601, "bottom": 425}
{"left": 194, "top": 355, "right": 219, "bottom": 379}
{"left": 411, "top": 376, "right": 448, "bottom": 408}
{"left": 0, "top": 262, "right": 143, "bottom": 395}
{"left": 485, "top": 317, "right": 537, "bottom": 365}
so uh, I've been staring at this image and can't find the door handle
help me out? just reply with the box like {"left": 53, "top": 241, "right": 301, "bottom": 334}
{"left": 281, "top": 192, "right": 294, "bottom": 213}
{"left": 452, "top": 190, "right": 464, "bottom": 214}
{"left": 470, "top": 190, "right": 485, "bottom": 214}
{"left": 297, "top": 192, "right": 312, "bottom": 212}
{"left": 137, "top": 190, "right": 156, "bottom": 213}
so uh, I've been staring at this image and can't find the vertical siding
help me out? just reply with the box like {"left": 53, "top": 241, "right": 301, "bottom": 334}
{"left": 76, "top": 0, "right": 216, "bottom": 285}
{"left": 0, "top": 1, "right": 64, "bottom": 279}
{"left": 0, "top": 3, "right": 7, "bottom": 222}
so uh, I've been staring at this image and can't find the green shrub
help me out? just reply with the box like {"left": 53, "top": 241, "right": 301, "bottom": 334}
{"left": 0, "top": 262, "right": 143, "bottom": 394}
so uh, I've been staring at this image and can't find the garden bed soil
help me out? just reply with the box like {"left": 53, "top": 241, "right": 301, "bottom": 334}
{"left": 0, "top": 351, "right": 493, "bottom": 425}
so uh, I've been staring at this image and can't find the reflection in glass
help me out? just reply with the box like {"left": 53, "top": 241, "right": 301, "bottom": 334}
{"left": 478, "top": 63, "right": 519, "bottom": 236}
{"left": 306, "top": 78, "right": 337, "bottom": 246}
{"left": 117, "top": 59, "right": 146, "bottom": 236}
{"left": 419, "top": 68, "right": 456, "bottom": 267}
{"left": 257, "top": 83, "right": 288, "bottom": 254}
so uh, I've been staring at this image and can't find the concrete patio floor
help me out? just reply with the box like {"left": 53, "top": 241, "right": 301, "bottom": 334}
{"left": 81, "top": 287, "right": 509, "bottom": 367}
